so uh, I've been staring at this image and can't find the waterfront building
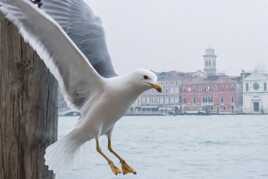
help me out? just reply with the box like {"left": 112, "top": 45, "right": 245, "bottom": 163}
{"left": 242, "top": 71, "right": 268, "bottom": 113}
{"left": 180, "top": 75, "right": 242, "bottom": 114}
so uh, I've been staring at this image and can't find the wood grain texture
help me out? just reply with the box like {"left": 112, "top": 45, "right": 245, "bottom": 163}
{"left": 0, "top": 17, "right": 58, "bottom": 179}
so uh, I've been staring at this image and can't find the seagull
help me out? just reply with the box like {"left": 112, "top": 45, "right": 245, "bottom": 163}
{"left": 0, "top": 0, "right": 162, "bottom": 175}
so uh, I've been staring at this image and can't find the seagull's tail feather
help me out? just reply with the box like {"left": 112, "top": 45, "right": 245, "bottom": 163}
{"left": 45, "top": 129, "right": 89, "bottom": 173}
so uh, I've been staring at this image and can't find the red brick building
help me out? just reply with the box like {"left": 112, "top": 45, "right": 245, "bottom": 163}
{"left": 180, "top": 75, "right": 242, "bottom": 114}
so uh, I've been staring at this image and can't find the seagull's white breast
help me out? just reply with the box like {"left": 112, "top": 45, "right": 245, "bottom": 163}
{"left": 77, "top": 79, "right": 141, "bottom": 137}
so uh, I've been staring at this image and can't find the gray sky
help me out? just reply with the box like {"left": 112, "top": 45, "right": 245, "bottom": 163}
{"left": 90, "top": 0, "right": 268, "bottom": 75}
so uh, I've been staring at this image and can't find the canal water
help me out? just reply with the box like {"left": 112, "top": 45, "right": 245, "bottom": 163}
{"left": 57, "top": 115, "right": 268, "bottom": 179}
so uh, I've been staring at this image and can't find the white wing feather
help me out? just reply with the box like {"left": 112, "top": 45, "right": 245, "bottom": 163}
{"left": 0, "top": 0, "right": 104, "bottom": 110}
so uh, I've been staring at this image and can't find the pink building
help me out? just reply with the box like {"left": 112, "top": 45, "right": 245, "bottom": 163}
{"left": 180, "top": 75, "right": 242, "bottom": 114}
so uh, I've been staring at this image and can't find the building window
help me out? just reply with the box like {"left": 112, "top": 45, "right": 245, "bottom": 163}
{"left": 246, "top": 83, "right": 249, "bottom": 92}
{"left": 165, "top": 98, "right": 169, "bottom": 104}
{"left": 221, "top": 97, "right": 224, "bottom": 104}
{"left": 264, "top": 83, "right": 267, "bottom": 91}
{"left": 232, "top": 96, "right": 234, "bottom": 103}
{"left": 203, "top": 96, "right": 206, "bottom": 103}
{"left": 253, "top": 82, "right": 260, "bottom": 90}
{"left": 209, "top": 96, "right": 213, "bottom": 103}
{"left": 176, "top": 96, "right": 180, "bottom": 103}
{"left": 193, "top": 97, "right": 196, "bottom": 104}
{"left": 170, "top": 97, "right": 173, "bottom": 104}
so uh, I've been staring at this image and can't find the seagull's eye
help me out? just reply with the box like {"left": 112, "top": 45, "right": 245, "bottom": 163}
{"left": 143, "top": 75, "right": 149, "bottom": 80}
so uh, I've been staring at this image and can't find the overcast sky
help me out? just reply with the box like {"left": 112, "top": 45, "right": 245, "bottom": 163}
{"left": 90, "top": 0, "right": 268, "bottom": 75}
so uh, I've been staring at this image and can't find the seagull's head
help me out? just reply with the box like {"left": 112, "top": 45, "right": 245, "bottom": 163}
{"left": 128, "top": 69, "right": 162, "bottom": 93}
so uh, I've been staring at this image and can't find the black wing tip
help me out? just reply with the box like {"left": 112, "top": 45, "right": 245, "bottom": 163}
{"left": 30, "top": 0, "right": 42, "bottom": 8}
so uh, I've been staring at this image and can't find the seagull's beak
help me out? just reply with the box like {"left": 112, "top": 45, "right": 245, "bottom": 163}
{"left": 147, "top": 82, "right": 162, "bottom": 93}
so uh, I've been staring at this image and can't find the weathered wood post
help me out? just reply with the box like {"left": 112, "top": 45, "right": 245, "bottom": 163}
{"left": 0, "top": 15, "right": 57, "bottom": 179}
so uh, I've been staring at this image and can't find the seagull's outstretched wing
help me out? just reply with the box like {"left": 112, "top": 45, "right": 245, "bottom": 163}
{"left": 42, "top": 0, "right": 117, "bottom": 78}
{"left": 0, "top": 0, "right": 104, "bottom": 109}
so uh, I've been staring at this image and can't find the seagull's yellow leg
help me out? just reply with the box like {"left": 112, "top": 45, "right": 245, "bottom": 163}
{"left": 95, "top": 137, "right": 121, "bottom": 175}
{"left": 107, "top": 135, "right": 137, "bottom": 175}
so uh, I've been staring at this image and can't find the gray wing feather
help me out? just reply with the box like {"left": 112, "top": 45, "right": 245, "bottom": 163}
{"left": 0, "top": 0, "right": 104, "bottom": 109}
{"left": 42, "top": 0, "right": 117, "bottom": 78}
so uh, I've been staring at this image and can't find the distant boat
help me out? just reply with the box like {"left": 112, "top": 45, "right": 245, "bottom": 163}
{"left": 59, "top": 110, "right": 80, "bottom": 117}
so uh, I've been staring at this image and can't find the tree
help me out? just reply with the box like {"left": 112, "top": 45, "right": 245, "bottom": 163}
{"left": 0, "top": 15, "right": 57, "bottom": 179}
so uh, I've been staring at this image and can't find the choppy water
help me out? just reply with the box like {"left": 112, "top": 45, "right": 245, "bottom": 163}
{"left": 57, "top": 115, "right": 268, "bottom": 179}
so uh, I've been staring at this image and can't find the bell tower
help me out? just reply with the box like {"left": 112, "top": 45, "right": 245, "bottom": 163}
{"left": 203, "top": 48, "right": 217, "bottom": 76}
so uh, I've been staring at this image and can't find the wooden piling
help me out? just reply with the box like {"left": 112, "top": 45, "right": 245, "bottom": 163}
{"left": 0, "top": 16, "right": 57, "bottom": 179}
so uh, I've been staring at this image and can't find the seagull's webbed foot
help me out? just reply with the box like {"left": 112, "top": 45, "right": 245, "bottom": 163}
{"left": 120, "top": 160, "right": 137, "bottom": 175}
{"left": 108, "top": 161, "right": 122, "bottom": 175}
{"left": 95, "top": 137, "right": 121, "bottom": 175}
{"left": 107, "top": 133, "right": 137, "bottom": 175}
